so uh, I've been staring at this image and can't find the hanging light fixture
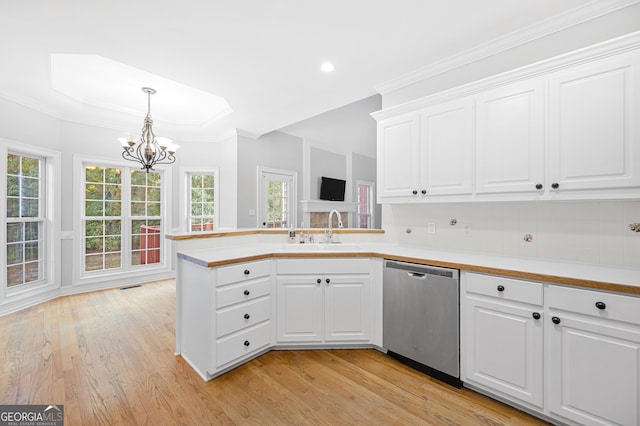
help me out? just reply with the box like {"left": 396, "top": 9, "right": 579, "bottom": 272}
{"left": 118, "top": 87, "right": 179, "bottom": 172}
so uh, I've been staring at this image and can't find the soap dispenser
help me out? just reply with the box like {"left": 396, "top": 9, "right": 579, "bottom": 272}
{"left": 288, "top": 225, "right": 296, "bottom": 243}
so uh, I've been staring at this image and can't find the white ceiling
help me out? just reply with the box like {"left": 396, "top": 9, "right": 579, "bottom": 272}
{"left": 0, "top": 0, "right": 602, "bottom": 142}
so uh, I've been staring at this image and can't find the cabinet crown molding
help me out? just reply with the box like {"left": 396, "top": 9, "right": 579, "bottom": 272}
{"left": 372, "top": 30, "right": 640, "bottom": 122}
{"left": 375, "top": 0, "right": 640, "bottom": 96}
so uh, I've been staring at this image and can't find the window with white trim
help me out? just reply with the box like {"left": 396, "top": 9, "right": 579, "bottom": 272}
{"left": 6, "top": 153, "right": 44, "bottom": 287}
{"left": 356, "top": 181, "right": 374, "bottom": 229}
{"left": 81, "top": 163, "right": 165, "bottom": 275}
{"left": 188, "top": 173, "right": 216, "bottom": 231}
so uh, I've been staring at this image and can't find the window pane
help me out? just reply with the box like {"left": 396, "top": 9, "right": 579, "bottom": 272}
{"left": 21, "top": 157, "right": 39, "bottom": 177}
{"left": 25, "top": 222, "right": 39, "bottom": 241}
{"left": 131, "top": 202, "right": 146, "bottom": 216}
{"left": 85, "top": 166, "right": 104, "bottom": 183}
{"left": 21, "top": 177, "right": 39, "bottom": 198}
{"left": 104, "top": 184, "right": 121, "bottom": 201}
{"left": 7, "top": 176, "right": 19, "bottom": 197}
{"left": 7, "top": 198, "right": 19, "bottom": 217}
{"left": 7, "top": 265, "right": 23, "bottom": 287}
{"left": 24, "top": 262, "right": 39, "bottom": 282}
{"left": 85, "top": 201, "right": 104, "bottom": 216}
{"left": 7, "top": 223, "right": 22, "bottom": 243}
{"left": 191, "top": 188, "right": 202, "bottom": 202}
{"left": 203, "top": 175, "right": 215, "bottom": 188}
{"left": 24, "top": 242, "right": 38, "bottom": 262}
{"left": 104, "top": 253, "right": 121, "bottom": 269}
{"left": 147, "top": 187, "right": 161, "bottom": 202}
{"left": 191, "top": 203, "right": 203, "bottom": 216}
{"left": 85, "top": 237, "right": 103, "bottom": 254}
{"left": 7, "top": 154, "right": 20, "bottom": 174}
{"left": 21, "top": 199, "right": 39, "bottom": 217}
{"left": 104, "top": 201, "right": 121, "bottom": 216}
{"left": 131, "top": 186, "right": 146, "bottom": 202}
{"left": 147, "top": 202, "right": 160, "bottom": 216}
{"left": 85, "top": 254, "right": 104, "bottom": 271}
{"left": 7, "top": 243, "right": 23, "bottom": 264}
{"left": 131, "top": 170, "right": 146, "bottom": 185}
{"left": 105, "top": 168, "right": 122, "bottom": 184}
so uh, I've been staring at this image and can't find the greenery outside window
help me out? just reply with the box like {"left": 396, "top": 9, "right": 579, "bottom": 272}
{"left": 82, "top": 163, "right": 164, "bottom": 274}
{"left": 6, "top": 153, "right": 44, "bottom": 287}
{"left": 189, "top": 173, "right": 215, "bottom": 231}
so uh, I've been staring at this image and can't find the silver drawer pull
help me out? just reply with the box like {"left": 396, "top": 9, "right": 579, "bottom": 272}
{"left": 407, "top": 272, "right": 426, "bottom": 279}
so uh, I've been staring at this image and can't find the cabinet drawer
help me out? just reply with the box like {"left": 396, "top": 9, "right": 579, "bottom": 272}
{"left": 548, "top": 285, "right": 640, "bottom": 324}
{"left": 216, "top": 297, "right": 270, "bottom": 337}
{"left": 465, "top": 272, "right": 542, "bottom": 306}
{"left": 277, "top": 258, "right": 370, "bottom": 275}
{"left": 216, "top": 277, "right": 270, "bottom": 309}
{"left": 216, "top": 260, "right": 271, "bottom": 287}
{"left": 216, "top": 322, "right": 270, "bottom": 367}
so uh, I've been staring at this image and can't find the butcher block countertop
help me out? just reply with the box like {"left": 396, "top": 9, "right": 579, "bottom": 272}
{"left": 176, "top": 241, "right": 640, "bottom": 296}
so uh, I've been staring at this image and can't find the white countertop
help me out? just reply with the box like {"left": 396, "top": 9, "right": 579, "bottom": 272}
{"left": 178, "top": 242, "right": 640, "bottom": 292}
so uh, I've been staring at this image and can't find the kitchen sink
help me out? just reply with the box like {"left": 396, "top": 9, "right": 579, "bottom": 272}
{"left": 280, "top": 243, "right": 361, "bottom": 252}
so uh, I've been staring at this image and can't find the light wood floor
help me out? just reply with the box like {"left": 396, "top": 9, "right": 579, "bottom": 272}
{"left": 0, "top": 280, "right": 549, "bottom": 425}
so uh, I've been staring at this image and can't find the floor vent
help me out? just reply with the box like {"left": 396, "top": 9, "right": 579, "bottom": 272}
{"left": 120, "top": 284, "right": 142, "bottom": 290}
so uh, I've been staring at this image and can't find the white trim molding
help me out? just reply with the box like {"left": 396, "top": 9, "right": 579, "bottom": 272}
{"left": 375, "top": 0, "right": 640, "bottom": 95}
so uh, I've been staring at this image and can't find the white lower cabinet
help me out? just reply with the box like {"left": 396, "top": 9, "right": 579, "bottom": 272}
{"left": 176, "top": 257, "right": 273, "bottom": 380}
{"left": 462, "top": 272, "right": 544, "bottom": 410}
{"left": 547, "top": 285, "right": 640, "bottom": 426}
{"left": 276, "top": 258, "right": 371, "bottom": 344}
{"left": 462, "top": 272, "right": 640, "bottom": 426}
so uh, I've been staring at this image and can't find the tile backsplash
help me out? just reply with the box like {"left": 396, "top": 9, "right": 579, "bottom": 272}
{"left": 381, "top": 200, "right": 640, "bottom": 268}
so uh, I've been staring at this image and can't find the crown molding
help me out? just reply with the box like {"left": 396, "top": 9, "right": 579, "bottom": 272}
{"left": 372, "top": 30, "right": 640, "bottom": 121}
{"left": 375, "top": 0, "right": 640, "bottom": 95}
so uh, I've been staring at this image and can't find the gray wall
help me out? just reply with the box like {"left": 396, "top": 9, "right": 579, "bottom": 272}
{"left": 236, "top": 131, "right": 304, "bottom": 228}
{"left": 280, "top": 95, "right": 380, "bottom": 159}
{"left": 383, "top": 3, "right": 640, "bottom": 108}
{"left": 352, "top": 152, "right": 381, "bottom": 229}
{"left": 310, "top": 147, "right": 346, "bottom": 200}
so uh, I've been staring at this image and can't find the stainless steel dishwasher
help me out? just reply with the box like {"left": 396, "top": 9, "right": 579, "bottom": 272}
{"left": 383, "top": 260, "right": 461, "bottom": 387}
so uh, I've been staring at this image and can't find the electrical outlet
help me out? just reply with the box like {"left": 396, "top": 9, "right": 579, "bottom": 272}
{"left": 428, "top": 223, "right": 436, "bottom": 234}
{"left": 464, "top": 222, "right": 472, "bottom": 237}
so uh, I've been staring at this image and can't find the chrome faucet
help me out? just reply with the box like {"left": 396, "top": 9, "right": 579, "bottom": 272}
{"left": 326, "top": 209, "right": 343, "bottom": 243}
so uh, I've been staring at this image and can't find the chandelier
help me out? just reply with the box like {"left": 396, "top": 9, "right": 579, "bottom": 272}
{"left": 118, "top": 87, "right": 179, "bottom": 172}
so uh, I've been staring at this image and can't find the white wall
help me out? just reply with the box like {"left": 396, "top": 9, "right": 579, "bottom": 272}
{"left": 378, "top": 4, "right": 640, "bottom": 268}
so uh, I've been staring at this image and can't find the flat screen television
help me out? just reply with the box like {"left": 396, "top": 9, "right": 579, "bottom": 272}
{"left": 319, "top": 176, "right": 346, "bottom": 201}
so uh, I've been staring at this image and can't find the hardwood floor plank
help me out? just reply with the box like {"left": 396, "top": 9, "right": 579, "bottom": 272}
{"left": 0, "top": 279, "right": 549, "bottom": 425}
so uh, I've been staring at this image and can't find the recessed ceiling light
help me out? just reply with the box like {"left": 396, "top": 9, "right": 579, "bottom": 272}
{"left": 321, "top": 63, "right": 335, "bottom": 73}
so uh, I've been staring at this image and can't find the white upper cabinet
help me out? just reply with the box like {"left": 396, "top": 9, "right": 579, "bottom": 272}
{"left": 548, "top": 51, "right": 640, "bottom": 195}
{"left": 475, "top": 80, "right": 544, "bottom": 195}
{"left": 376, "top": 99, "right": 473, "bottom": 203}
{"left": 420, "top": 99, "right": 474, "bottom": 197}
{"left": 373, "top": 33, "right": 640, "bottom": 203}
{"left": 377, "top": 113, "right": 420, "bottom": 201}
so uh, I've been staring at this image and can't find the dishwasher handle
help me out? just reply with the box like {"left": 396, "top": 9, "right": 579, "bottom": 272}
{"left": 407, "top": 272, "right": 427, "bottom": 279}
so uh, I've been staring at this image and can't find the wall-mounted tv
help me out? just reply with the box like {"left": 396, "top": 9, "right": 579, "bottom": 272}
{"left": 320, "top": 176, "right": 346, "bottom": 201}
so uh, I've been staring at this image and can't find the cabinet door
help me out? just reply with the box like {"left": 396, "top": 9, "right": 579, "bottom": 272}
{"left": 548, "top": 312, "right": 640, "bottom": 426}
{"left": 276, "top": 276, "right": 323, "bottom": 343}
{"left": 464, "top": 296, "right": 543, "bottom": 409}
{"left": 376, "top": 113, "right": 420, "bottom": 201}
{"left": 548, "top": 52, "right": 640, "bottom": 193}
{"left": 420, "top": 98, "right": 473, "bottom": 196}
{"left": 475, "top": 81, "right": 544, "bottom": 195}
{"left": 324, "top": 275, "right": 370, "bottom": 342}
